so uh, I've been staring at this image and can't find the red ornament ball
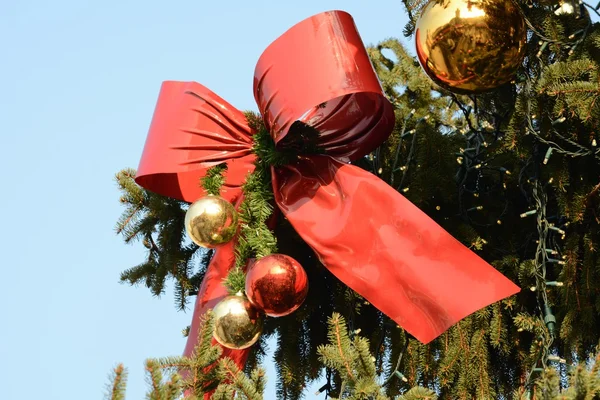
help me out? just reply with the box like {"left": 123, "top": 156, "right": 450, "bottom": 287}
{"left": 245, "top": 254, "right": 309, "bottom": 317}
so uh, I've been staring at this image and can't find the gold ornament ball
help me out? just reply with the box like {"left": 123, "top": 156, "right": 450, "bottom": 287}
{"left": 184, "top": 195, "right": 238, "bottom": 248}
{"left": 415, "top": 0, "right": 527, "bottom": 94}
{"left": 213, "top": 294, "right": 264, "bottom": 350}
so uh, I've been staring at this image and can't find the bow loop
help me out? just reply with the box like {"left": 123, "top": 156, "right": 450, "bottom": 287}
{"left": 253, "top": 11, "right": 395, "bottom": 162}
{"left": 136, "top": 81, "right": 256, "bottom": 203}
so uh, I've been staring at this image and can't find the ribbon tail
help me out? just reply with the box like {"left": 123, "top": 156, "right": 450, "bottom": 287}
{"left": 182, "top": 240, "right": 251, "bottom": 359}
{"left": 273, "top": 155, "right": 520, "bottom": 344}
{"left": 183, "top": 199, "right": 250, "bottom": 398}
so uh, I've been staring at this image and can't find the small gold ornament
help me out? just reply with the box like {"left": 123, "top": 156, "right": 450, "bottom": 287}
{"left": 415, "top": 0, "right": 527, "bottom": 94}
{"left": 184, "top": 195, "right": 238, "bottom": 248}
{"left": 213, "top": 293, "right": 264, "bottom": 350}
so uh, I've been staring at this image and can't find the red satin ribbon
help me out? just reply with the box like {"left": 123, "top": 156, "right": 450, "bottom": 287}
{"left": 180, "top": 199, "right": 249, "bottom": 399}
{"left": 135, "top": 9, "right": 520, "bottom": 389}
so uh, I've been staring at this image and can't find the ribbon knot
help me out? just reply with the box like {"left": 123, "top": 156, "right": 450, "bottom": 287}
{"left": 135, "top": 10, "right": 520, "bottom": 376}
{"left": 248, "top": 118, "right": 324, "bottom": 169}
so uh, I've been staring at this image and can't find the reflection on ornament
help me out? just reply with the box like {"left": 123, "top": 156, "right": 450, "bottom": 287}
{"left": 554, "top": 1, "right": 575, "bottom": 15}
{"left": 213, "top": 293, "right": 264, "bottom": 350}
{"left": 184, "top": 195, "right": 238, "bottom": 248}
{"left": 415, "top": 0, "right": 527, "bottom": 93}
{"left": 245, "top": 254, "right": 309, "bottom": 317}
{"left": 554, "top": 0, "right": 588, "bottom": 17}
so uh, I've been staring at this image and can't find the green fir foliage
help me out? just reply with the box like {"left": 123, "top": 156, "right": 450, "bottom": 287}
{"left": 212, "top": 358, "right": 264, "bottom": 400}
{"left": 247, "top": 111, "right": 295, "bottom": 167}
{"left": 105, "top": 364, "right": 127, "bottom": 400}
{"left": 200, "top": 164, "right": 227, "bottom": 196}
{"left": 521, "top": 352, "right": 600, "bottom": 399}
{"left": 318, "top": 313, "right": 390, "bottom": 400}
{"left": 223, "top": 265, "right": 247, "bottom": 295}
{"left": 246, "top": 111, "right": 324, "bottom": 166}
{"left": 226, "top": 127, "right": 280, "bottom": 293}
{"left": 397, "top": 387, "right": 438, "bottom": 400}
{"left": 233, "top": 161, "right": 277, "bottom": 269}
{"left": 115, "top": 169, "right": 208, "bottom": 310}
{"left": 105, "top": 311, "right": 266, "bottom": 400}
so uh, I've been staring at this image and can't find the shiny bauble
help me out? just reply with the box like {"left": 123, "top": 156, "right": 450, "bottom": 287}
{"left": 213, "top": 293, "right": 264, "bottom": 350}
{"left": 415, "top": 0, "right": 527, "bottom": 94}
{"left": 184, "top": 195, "right": 238, "bottom": 248}
{"left": 245, "top": 254, "right": 309, "bottom": 317}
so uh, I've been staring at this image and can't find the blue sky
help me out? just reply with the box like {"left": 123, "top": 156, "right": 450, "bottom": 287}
{"left": 0, "top": 1, "right": 407, "bottom": 398}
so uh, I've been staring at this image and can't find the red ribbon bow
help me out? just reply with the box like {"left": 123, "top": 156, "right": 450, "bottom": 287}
{"left": 136, "top": 9, "right": 520, "bottom": 375}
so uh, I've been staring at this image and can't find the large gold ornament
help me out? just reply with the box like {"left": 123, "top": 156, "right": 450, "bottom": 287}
{"left": 213, "top": 293, "right": 264, "bottom": 350}
{"left": 415, "top": 0, "right": 527, "bottom": 94}
{"left": 184, "top": 195, "right": 238, "bottom": 248}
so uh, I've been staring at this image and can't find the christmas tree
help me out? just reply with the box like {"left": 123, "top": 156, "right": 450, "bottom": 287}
{"left": 111, "top": 1, "right": 600, "bottom": 399}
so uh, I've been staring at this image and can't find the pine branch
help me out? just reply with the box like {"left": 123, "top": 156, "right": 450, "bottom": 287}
{"left": 222, "top": 116, "right": 284, "bottom": 293}
{"left": 115, "top": 168, "right": 203, "bottom": 309}
{"left": 396, "top": 387, "right": 438, "bottom": 400}
{"left": 318, "top": 313, "right": 391, "bottom": 399}
{"left": 223, "top": 266, "right": 246, "bottom": 294}
{"left": 200, "top": 164, "right": 228, "bottom": 196}
{"left": 251, "top": 124, "right": 296, "bottom": 167}
{"left": 216, "top": 358, "right": 264, "bottom": 400}
{"left": 250, "top": 367, "right": 267, "bottom": 395}
{"left": 243, "top": 111, "right": 264, "bottom": 132}
{"left": 211, "top": 384, "right": 236, "bottom": 399}
{"left": 353, "top": 336, "right": 376, "bottom": 378}
{"left": 108, "top": 310, "right": 264, "bottom": 400}
{"left": 331, "top": 313, "right": 357, "bottom": 382}
{"left": 162, "top": 373, "right": 182, "bottom": 400}
{"left": 105, "top": 364, "right": 128, "bottom": 400}
{"left": 188, "top": 311, "right": 222, "bottom": 390}
{"left": 535, "top": 367, "right": 560, "bottom": 399}
{"left": 145, "top": 359, "right": 165, "bottom": 400}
